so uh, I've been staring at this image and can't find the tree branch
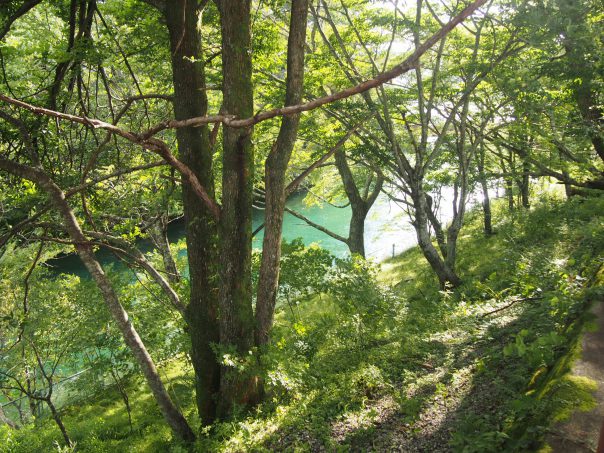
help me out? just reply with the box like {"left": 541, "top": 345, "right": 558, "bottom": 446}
{"left": 284, "top": 207, "right": 348, "bottom": 244}
{"left": 0, "top": 0, "right": 43, "bottom": 41}
{"left": 0, "top": 96, "right": 221, "bottom": 219}
{"left": 1, "top": 0, "right": 486, "bottom": 134}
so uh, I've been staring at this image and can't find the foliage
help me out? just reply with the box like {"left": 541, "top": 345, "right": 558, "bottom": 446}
{"left": 0, "top": 0, "right": 603, "bottom": 450}
{"left": 1, "top": 193, "right": 600, "bottom": 451}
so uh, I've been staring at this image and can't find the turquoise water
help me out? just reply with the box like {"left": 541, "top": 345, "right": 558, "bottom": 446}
{"left": 48, "top": 188, "right": 475, "bottom": 275}
{"left": 263, "top": 191, "right": 416, "bottom": 260}
{"left": 167, "top": 191, "right": 415, "bottom": 259}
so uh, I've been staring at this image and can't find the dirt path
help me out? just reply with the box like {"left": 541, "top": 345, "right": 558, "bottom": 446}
{"left": 547, "top": 301, "right": 604, "bottom": 453}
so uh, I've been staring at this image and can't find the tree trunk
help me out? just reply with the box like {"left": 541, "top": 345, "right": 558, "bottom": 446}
{"left": 164, "top": 1, "right": 220, "bottom": 426}
{"left": 476, "top": 145, "right": 493, "bottom": 235}
{"left": 43, "top": 182, "right": 195, "bottom": 442}
{"left": 480, "top": 176, "right": 493, "bottom": 235}
{"left": 348, "top": 209, "right": 366, "bottom": 257}
{"left": 412, "top": 189, "right": 461, "bottom": 288}
{"left": 24, "top": 365, "right": 37, "bottom": 419}
{"left": 505, "top": 177, "right": 514, "bottom": 210}
{"left": 444, "top": 183, "right": 467, "bottom": 277}
{"left": 45, "top": 398, "right": 72, "bottom": 448}
{"left": 520, "top": 160, "right": 530, "bottom": 208}
{"left": 0, "top": 158, "right": 196, "bottom": 442}
{"left": 562, "top": 170, "right": 573, "bottom": 199}
{"left": 445, "top": 219, "right": 462, "bottom": 274}
{"left": 256, "top": 0, "right": 309, "bottom": 348}
{"left": 425, "top": 193, "right": 447, "bottom": 258}
{"left": 216, "top": 0, "right": 260, "bottom": 417}
{"left": 288, "top": 151, "right": 383, "bottom": 260}
{"left": 334, "top": 150, "right": 368, "bottom": 258}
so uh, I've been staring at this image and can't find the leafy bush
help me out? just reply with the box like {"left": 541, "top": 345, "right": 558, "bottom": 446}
{"left": 326, "top": 256, "right": 401, "bottom": 347}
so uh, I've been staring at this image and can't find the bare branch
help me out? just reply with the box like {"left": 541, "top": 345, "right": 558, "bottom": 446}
{"left": 0, "top": 95, "right": 221, "bottom": 219}
{"left": 284, "top": 207, "right": 348, "bottom": 244}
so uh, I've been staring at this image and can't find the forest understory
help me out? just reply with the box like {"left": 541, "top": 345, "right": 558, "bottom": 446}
{"left": 2, "top": 193, "right": 602, "bottom": 452}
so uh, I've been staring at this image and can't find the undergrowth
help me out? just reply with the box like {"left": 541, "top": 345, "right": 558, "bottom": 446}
{"left": 1, "top": 192, "right": 603, "bottom": 452}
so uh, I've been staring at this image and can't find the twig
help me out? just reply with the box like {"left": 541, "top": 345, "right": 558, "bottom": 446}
{"left": 480, "top": 296, "right": 542, "bottom": 318}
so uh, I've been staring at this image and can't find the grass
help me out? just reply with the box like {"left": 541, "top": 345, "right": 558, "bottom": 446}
{"left": 1, "top": 192, "right": 603, "bottom": 452}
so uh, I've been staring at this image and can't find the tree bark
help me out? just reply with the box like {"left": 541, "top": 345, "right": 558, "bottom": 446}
{"left": 476, "top": 145, "right": 493, "bottom": 234}
{"left": 334, "top": 150, "right": 376, "bottom": 258}
{"left": 164, "top": 1, "right": 221, "bottom": 426}
{"left": 255, "top": 0, "right": 309, "bottom": 348}
{"left": 505, "top": 177, "right": 514, "bottom": 210}
{"left": 562, "top": 170, "right": 573, "bottom": 199}
{"left": 520, "top": 160, "right": 530, "bottom": 208}
{"left": 347, "top": 209, "right": 366, "bottom": 257}
{"left": 45, "top": 398, "right": 72, "bottom": 448}
{"left": 445, "top": 217, "right": 462, "bottom": 275}
{"left": 480, "top": 175, "right": 493, "bottom": 235}
{"left": 425, "top": 193, "right": 448, "bottom": 258}
{"left": 44, "top": 181, "right": 195, "bottom": 442}
{"left": 412, "top": 188, "right": 461, "bottom": 288}
{"left": 216, "top": 0, "right": 260, "bottom": 416}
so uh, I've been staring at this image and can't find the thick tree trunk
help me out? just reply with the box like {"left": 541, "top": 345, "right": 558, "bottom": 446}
{"left": 348, "top": 209, "right": 366, "bottom": 257}
{"left": 412, "top": 189, "right": 461, "bottom": 288}
{"left": 216, "top": 0, "right": 260, "bottom": 416}
{"left": 256, "top": 0, "right": 309, "bottom": 348}
{"left": 334, "top": 150, "right": 368, "bottom": 258}
{"left": 46, "top": 398, "right": 72, "bottom": 448}
{"left": 164, "top": 1, "right": 220, "bottom": 426}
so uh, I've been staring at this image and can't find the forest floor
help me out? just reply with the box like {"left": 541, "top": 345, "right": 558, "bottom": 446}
{"left": 1, "top": 193, "right": 603, "bottom": 453}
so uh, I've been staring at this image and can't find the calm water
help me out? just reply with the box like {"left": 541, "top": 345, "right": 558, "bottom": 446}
{"left": 49, "top": 189, "right": 477, "bottom": 275}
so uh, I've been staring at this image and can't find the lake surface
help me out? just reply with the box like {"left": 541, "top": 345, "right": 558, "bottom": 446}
{"left": 49, "top": 188, "right": 480, "bottom": 275}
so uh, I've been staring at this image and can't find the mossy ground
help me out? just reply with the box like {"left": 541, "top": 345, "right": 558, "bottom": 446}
{"left": 1, "top": 192, "right": 603, "bottom": 452}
